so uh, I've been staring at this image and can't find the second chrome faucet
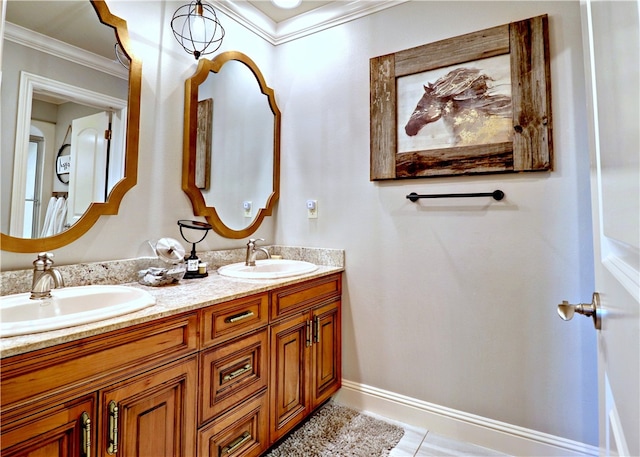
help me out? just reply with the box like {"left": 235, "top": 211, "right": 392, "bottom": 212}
{"left": 30, "top": 252, "right": 65, "bottom": 299}
{"left": 245, "top": 239, "right": 271, "bottom": 266}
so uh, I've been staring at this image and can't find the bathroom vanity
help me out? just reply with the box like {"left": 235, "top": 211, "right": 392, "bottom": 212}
{"left": 0, "top": 269, "right": 342, "bottom": 457}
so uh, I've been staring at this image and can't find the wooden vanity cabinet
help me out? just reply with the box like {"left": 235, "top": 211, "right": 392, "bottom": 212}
{"left": 0, "top": 313, "right": 198, "bottom": 457}
{"left": 197, "top": 293, "right": 271, "bottom": 457}
{"left": 269, "top": 274, "right": 342, "bottom": 444}
{"left": 0, "top": 272, "right": 342, "bottom": 457}
{"left": 198, "top": 274, "right": 343, "bottom": 454}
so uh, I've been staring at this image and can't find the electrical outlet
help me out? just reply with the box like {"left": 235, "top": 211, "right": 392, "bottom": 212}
{"left": 306, "top": 200, "right": 318, "bottom": 219}
{"left": 243, "top": 201, "right": 252, "bottom": 218}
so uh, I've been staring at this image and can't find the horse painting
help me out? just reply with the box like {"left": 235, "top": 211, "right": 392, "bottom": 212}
{"left": 403, "top": 67, "right": 513, "bottom": 147}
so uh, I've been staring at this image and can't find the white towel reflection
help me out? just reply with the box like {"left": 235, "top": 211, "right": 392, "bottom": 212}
{"left": 40, "top": 197, "right": 68, "bottom": 237}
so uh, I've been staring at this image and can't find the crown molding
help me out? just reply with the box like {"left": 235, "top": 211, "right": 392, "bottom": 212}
{"left": 216, "top": 0, "right": 409, "bottom": 46}
{"left": 4, "top": 22, "right": 128, "bottom": 80}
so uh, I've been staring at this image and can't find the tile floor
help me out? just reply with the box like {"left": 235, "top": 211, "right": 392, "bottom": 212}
{"left": 387, "top": 422, "right": 511, "bottom": 457}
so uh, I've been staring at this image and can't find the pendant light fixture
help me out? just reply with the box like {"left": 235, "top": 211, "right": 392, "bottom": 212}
{"left": 171, "top": 0, "right": 225, "bottom": 60}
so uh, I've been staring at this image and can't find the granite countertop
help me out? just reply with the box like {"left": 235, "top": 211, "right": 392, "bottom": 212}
{"left": 0, "top": 246, "right": 344, "bottom": 358}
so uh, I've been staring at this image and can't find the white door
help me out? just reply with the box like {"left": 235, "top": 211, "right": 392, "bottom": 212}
{"left": 582, "top": 0, "right": 639, "bottom": 455}
{"left": 67, "top": 111, "right": 110, "bottom": 226}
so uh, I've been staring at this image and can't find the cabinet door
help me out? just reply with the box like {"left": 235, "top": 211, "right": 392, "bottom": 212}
{"left": 269, "top": 313, "right": 310, "bottom": 444}
{"left": 1, "top": 395, "right": 95, "bottom": 457}
{"left": 311, "top": 300, "right": 342, "bottom": 409}
{"left": 98, "top": 357, "right": 197, "bottom": 457}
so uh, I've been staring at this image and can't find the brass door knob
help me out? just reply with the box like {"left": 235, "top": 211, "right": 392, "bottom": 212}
{"left": 557, "top": 292, "right": 601, "bottom": 330}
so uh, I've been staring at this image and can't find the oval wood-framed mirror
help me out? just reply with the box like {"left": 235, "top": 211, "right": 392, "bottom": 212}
{"left": 182, "top": 51, "right": 281, "bottom": 239}
{"left": 1, "top": 0, "right": 142, "bottom": 253}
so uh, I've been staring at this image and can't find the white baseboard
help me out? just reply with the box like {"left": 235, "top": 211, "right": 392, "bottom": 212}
{"left": 333, "top": 379, "right": 599, "bottom": 457}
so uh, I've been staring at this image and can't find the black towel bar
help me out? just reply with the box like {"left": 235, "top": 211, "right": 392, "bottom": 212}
{"left": 406, "top": 190, "right": 505, "bottom": 202}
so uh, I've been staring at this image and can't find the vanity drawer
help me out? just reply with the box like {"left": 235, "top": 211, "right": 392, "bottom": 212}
{"left": 199, "top": 329, "right": 269, "bottom": 425}
{"left": 200, "top": 293, "right": 269, "bottom": 348}
{"left": 198, "top": 391, "right": 269, "bottom": 457}
{"left": 270, "top": 273, "right": 342, "bottom": 321}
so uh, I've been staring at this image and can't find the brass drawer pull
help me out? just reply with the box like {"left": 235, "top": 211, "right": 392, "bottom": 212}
{"left": 222, "top": 363, "right": 252, "bottom": 382}
{"left": 107, "top": 400, "right": 118, "bottom": 455}
{"left": 225, "top": 311, "right": 255, "bottom": 323}
{"left": 314, "top": 315, "right": 321, "bottom": 344}
{"left": 306, "top": 320, "right": 312, "bottom": 347}
{"left": 222, "top": 431, "right": 251, "bottom": 454}
{"left": 81, "top": 411, "right": 91, "bottom": 457}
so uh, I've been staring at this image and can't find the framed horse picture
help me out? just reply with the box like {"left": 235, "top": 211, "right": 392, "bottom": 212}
{"left": 370, "top": 15, "right": 552, "bottom": 180}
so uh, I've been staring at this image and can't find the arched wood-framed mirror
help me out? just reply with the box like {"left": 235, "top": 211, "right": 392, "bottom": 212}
{"left": 1, "top": 0, "right": 142, "bottom": 252}
{"left": 183, "top": 51, "right": 280, "bottom": 239}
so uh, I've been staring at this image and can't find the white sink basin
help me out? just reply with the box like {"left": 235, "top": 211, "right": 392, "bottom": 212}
{"left": 0, "top": 285, "right": 156, "bottom": 338}
{"left": 217, "top": 259, "right": 318, "bottom": 279}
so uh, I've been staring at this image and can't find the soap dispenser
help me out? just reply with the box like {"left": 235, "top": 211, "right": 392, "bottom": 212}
{"left": 178, "top": 219, "right": 212, "bottom": 279}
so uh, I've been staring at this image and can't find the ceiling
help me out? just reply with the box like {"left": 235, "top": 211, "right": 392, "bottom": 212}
{"left": 4, "top": 0, "right": 405, "bottom": 52}
{"left": 219, "top": 0, "right": 406, "bottom": 44}
{"left": 4, "top": 1, "right": 116, "bottom": 59}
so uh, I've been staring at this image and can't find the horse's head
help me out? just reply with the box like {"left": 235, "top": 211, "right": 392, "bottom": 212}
{"left": 404, "top": 84, "right": 444, "bottom": 136}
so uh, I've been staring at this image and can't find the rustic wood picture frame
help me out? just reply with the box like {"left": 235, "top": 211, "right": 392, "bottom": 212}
{"left": 370, "top": 15, "right": 552, "bottom": 180}
{"left": 196, "top": 98, "right": 213, "bottom": 189}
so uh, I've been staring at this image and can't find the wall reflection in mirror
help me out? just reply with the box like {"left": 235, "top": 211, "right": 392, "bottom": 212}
{"left": 199, "top": 59, "right": 274, "bottom": 230}
{"left": 183, "top": 51, "right": 280, "bottom": 239}
{"left": 1, "top": 0, "right": 136, "bottom": 247}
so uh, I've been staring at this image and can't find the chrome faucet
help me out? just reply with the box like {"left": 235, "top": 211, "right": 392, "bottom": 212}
{"left": 245, "top": 238, "right": 271, "bottom": 266}
{"left": 30, "top": 252, "right": 65, "bottom": 299}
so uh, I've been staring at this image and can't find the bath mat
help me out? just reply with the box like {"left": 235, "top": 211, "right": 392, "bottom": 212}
{"left": 265, "top": 401, "right": 405, "bottom": 457}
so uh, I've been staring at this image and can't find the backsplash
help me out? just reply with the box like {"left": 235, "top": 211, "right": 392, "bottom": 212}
{"left": 0, "top": 246, "right": 344, "bottom": 296}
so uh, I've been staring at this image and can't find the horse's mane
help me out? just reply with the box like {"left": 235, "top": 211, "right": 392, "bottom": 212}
{"left": 428, "top": 67, "right": 511, "bottom": 116}
{"left": 429, "top": 68, "right": 491, "bottom": 99}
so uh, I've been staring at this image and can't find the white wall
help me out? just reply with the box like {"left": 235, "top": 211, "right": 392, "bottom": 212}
{"left": 273, "top": 0, "right": 597, "bottom": 446}
{"left": 0, "top": 0, "right": 598, "bottom": 448}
